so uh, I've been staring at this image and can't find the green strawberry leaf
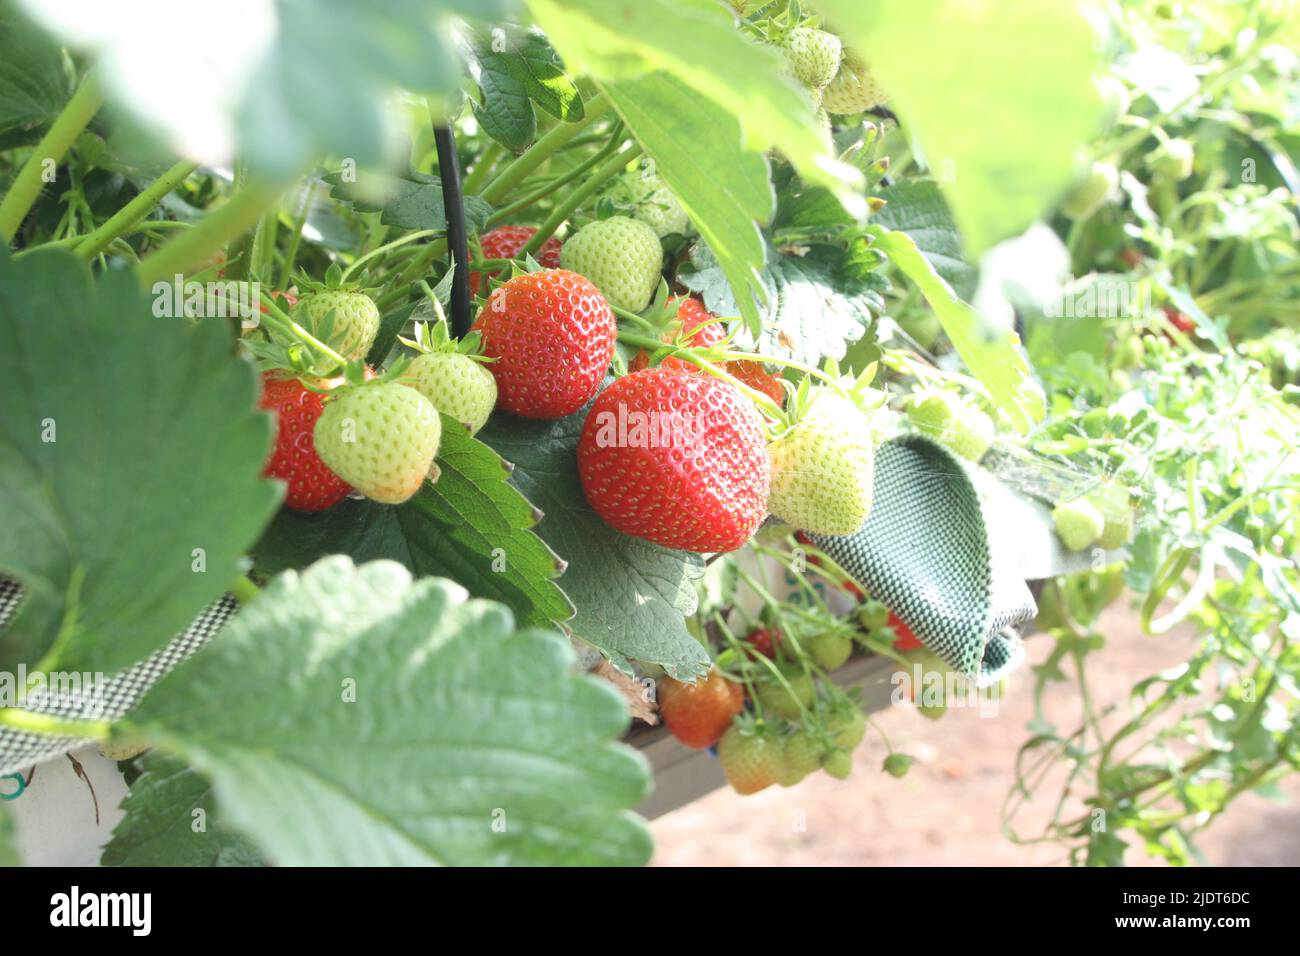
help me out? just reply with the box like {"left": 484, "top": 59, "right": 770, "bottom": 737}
{"left": 0, "top": 5, "right": 71, "bottom": 133}
{"left": 0, "top": 802, "right": 18, "bottom": 867}
{"left": 0, "top": 249, "right": 279, "bottom": 675}
{"left": 871, "top": 227, "right": 1044, "bottom": 432}
{"left": 323, "top": 169, "right": 495, "bottom": 233}
{"left": 15, "top": 0, "right": 520, "bottom": 176}
{"left": 366, "top": 300, "right": 421, "bottom": 365}
{"left": 253, "top": 417, "right": 574, "bottom": 632}
{"left": 820, "top": 0, "right": 1100, "bottom": 253}
{"left": 479, "top": 403, "right": 710, "bottom": 680}
{"left": 101, "top": 753, "right": 265, "bottom": 867}
{"left": 126, "top": 557, "right": 652, "bottom": 866}
{"left": 460, "top": 22, "right": 584, "bottom": 152}
{"left": 873, "top": 180, "right": 977, "bottom": 301}
{"left": 528, "top": 0, "right": 864, "bottom": 213}
{"left": 681, "top": 242, "right": 879, "bottom": 366}
{"left": 602, "top": 71, "right": 772, "bottom": 338}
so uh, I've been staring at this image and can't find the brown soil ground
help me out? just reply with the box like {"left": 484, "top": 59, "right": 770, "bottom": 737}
{"left": 651, "top": 604, "right": 1300, "bottom": 866}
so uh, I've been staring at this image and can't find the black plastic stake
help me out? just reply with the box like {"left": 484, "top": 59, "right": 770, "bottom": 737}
{"left": 434, "top": 125, "right": 472, "bottom": 339}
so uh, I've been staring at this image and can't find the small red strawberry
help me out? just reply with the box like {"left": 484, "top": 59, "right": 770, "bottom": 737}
{"left": 657, "top": 667, "right": 744, "bottom": 749}
{"left": 718, "top": 722, "right": 785, "bottom": 795}
{"left": 578, "top": 368, "right": 770, "bottom": 553}
{"left": 472, "top": 269, "right": 616, "bottom": 419}
{"left": 470, "top": 225, "right": 562, "bottom": 296}
{"left": 728, "top": 359, "right": 786, "bottom": 408}
{"left": 890, "top": 611, "right": 923, "bottom": 651}
{"left": 1162, "top": 304, "right": 1195, "bottom": 334}
{"left": 629, "top": 297, "right": 726, "bottom": 374}
{"left": 259, "top": 371, "right": 351, "bottom": 512}
{"left": 744, "top": 627, "right": 781, "bottom": 659}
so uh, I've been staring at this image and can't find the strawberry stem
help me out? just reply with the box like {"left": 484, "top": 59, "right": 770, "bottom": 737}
{"left": 480, "top": 93, "right": 611, "bottom": 204}
{"left": 138, "top": 180, "right": 287, "bottom": 285}
{"left": 520, "top": 142, "right": 643, "bottom": 256}
{"left": 340, "top": 229, "right": 438, "bottom": 283}
{"left": 256, "top": 289, "right": 348, "bottom": 368}
{"left": 0, "top": 706, "right": 112, "bottom": 743}
{"left": 229, "top": 574, "right": 261, "bottom": 605}
{"left": 0, "top": 73, "right": 103, "bottom": 243}
{"left": 485, "top": 121, "right": 626, "bottom": 228}
{"left": 74, "top": 160, "right": 200, "bottom": 260}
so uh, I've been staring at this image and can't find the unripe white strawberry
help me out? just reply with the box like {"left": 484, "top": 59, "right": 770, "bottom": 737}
{"left": 767, "top": 389, "right": 875, "bottom": 536}
{"left": 821, "top": 48, "right": 887, "bottom": 114}
{"left": 1053, "top": 497, "right": 1105, "bottom": 552}
{"left": 404, "top": 352, "right": 497, "bottom": 435}
{"left": 908, "top": 391, "right": 995, "bottom": 462}
{"left": 1087, "top": 482, "right": 1134, "bottom": 549}
{"left": 560, "top": 216, "right": 663, "bottom": 313}
{"left": 784, "top": 27, "right": 842, "bottom": 92}
{"left": 315, "top": 383, "right": 441, "bottom": 505}
{"left": 295, "top": 289, "right": 381, "bottom": 361}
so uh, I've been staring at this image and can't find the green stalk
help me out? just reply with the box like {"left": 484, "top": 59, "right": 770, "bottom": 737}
{"left": 0, "top": 706, "right": 111, "bottom": 742}
{"left": 75, "top": 160, "right": 199, "bottom": 260}
{"left": 0, "top": 74, "right": 104, "bottom": 243}
{"left": 341, "top": 229, "right": 436, "bottom": 283}
{"left": 520, "top": 142, "right": 640, "bottom": 255}
{"left": 481, "top": 94, "right": 610, "bottom": 204}
{"left": 485, "top": 124, "right": 625, "bottom": 228}
{"left": 138, "top": 181, "right": 285, "bottom": 285}
{"left": 278, "top": 182, "right": 317, "bottom": 290}
{"left": 229, "top": 574, "right": 261, "bottom": 605}
{"left": 462, "top": 140, "right": 505, "bottom": 195}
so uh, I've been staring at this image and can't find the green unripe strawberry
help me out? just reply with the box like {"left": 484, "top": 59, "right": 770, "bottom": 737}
{"left": 295, "top": 289, "right": 381, "bottom": 361}
{"left": 1095, "top": 75, "right": 1130, "bottom": 130}
{"left": 754, "top": 669, "right": 815, "bottom": 720}
{"left": 560, "top": 215, "right": 663, "bottom": 313}
{"left": 1053, "top": 496, "right": 1105, "bottom": 552}
{"left": 828, "top": 707, "right": 866, "bottom": 750}
{"left": 315, "top": 383, "right": 441, "bottom": 505}
{"left": 768, "top": 389, "right": 875, "bottom": 536}
{"left": 946, "top": 405, "right": 995, "bottom": 462}
{"left": 1088, "top": 483, "right": 1134, "bottom": 549}
{"left": 718, "top": 724, "right": 784, "bottom": 795}
{"left": 784, "top": 27, "right": 842, "bottom": 91}
{"left": 779, "top": 731, "right": 824, "bottom": 787}
{"left": 821, "top": 48, "right": 887, "bottom": 114}
{"left": 895, "top": 647, "right": 950, "bottom": 720}
{"left": 810, "top": 632, "right": 853, "bottom": 670}
{"left": 1061, "top": 161, "right": 1119, "bottom": 219}
{"left": 1147, "top": 137, "right": 1194, "bottom": 181}
{"left": 883, "top": 752, "right": 914, "bottom": 778}
{"left": 908, "top": 391, "right": 994, "bottom": 461}
{"left": 822, "top": 748, "right": 853, "bottom": 780}
{"left": 404, "top": 352, "right": 497, "bottom": 435}
{"left": 857, "top": 598, "right": 889, "bottom": 631}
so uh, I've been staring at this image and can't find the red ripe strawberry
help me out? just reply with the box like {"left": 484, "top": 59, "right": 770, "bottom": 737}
{"left": 472, "top": 269, "right": 616, "bottom": 419}
{"left": 1162, "top": 304, "right": 1195, "bottom": 334}
{"left": 629, "top": 297, "right": 726, "bottom": 373}
{"left": 890, "top": 611, "right": 923, "bottom": 651}
{"left": 578, "top": 368, "right": 770, "bottom": 553}
{"left": 729, "top": 360, "right": 786, "bottom": 407}
{"left": 259, "top": 289, "right": 298, "bottom": 314}
{"left": 470, "top": 226, "right": 562, "bottom": 296}
{"left": 259, "top": 371, "right": 351, "bottom": 512}
{"left": 657, "top": 667, "right": 744, "bottom": 749}
{"left": 744, "top": 627, "right": 780, "bottom": 659}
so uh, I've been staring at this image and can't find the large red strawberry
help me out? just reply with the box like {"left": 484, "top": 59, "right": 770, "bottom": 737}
{"left": 472, "top": 269, "right": 616, "bottom": 419}
{"left": 259, "top": 372, "right": 351, "bottom": 512}
{"left": 470, "top": 226, "right": 562, "bottom": 296}
{"left": 657, "top": 668, "right": 744, "bottom": 749}
{"left": 578, "top": 368, "right": 770, "bottom": 553}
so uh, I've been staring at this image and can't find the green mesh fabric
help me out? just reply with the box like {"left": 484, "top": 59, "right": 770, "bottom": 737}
{"left": 811, "top": 435, "right": 1036, "bottom": 687}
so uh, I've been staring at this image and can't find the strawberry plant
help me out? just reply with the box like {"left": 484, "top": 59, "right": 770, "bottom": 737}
{"left": 0, "top": 0, "right": 1295, "bottom": 871}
